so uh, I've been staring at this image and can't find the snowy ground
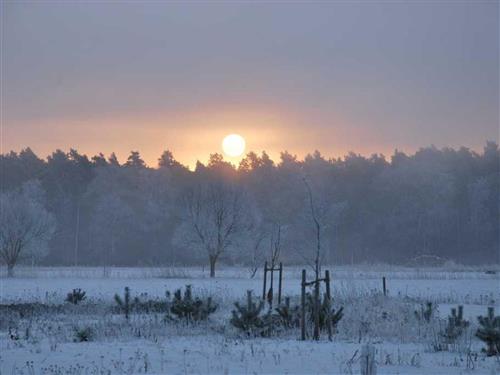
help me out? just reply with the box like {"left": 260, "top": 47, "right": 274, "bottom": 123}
{"left": 1, "top": 266, "right": 499, "bottom": 374}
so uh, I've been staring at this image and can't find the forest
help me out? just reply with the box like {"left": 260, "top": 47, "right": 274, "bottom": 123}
{"left": 1, "top": 142, "right": 498, "bottom": 273}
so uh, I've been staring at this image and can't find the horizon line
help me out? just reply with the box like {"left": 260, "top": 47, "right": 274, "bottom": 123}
{"left": 2, "top": 141, "right": 497, "bottom": 170}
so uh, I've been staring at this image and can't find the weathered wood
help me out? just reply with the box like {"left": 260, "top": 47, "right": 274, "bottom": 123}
{"left": 262, "top": 261, "right": 267, "bottom": 300}
{"left": 269, "top": 262, "right": 274, "bottom": 306}
{"left": 313, "top": 275, "right": 320, "bottom": 340}
{"left": 325, "top": 270, "right": 332, "bottom": 341}
{"left": 278, "top": 262, "right": 283, "bottom": 304}
{"left": 301, "top": 269, "right": 306, "bottom": 340}
{"left": 360, "top": 344, "right": 377, "bottom": 375}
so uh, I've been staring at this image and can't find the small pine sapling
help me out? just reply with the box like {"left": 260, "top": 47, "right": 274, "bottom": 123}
{"left": 169, "top": 285, "right": 217, "bottom": 323}
{"left": 230, "top": 290, "right": 274, "bottom": 337}
{"left": 441, "top": 305, "right": 469, "bottom": 345}
{"left": 306, "top": 293, "right": 344, "bottom": 332}
{"left": 275, "top": 297, "right": 301, "bottom": 329}
{"left": 114, "top": 286, "right": 134, "bottom": 320}
{"left": 476, "top": 307, "right": 500, "bottom": 356}
{"left": 65, "top": 288, "right": 86, "bottom": 305}
{"left": 415, "top": 302, "right": 434, "bottom": 323}
{"left": 74, "top": 326, "right": 93, "bottom": 342}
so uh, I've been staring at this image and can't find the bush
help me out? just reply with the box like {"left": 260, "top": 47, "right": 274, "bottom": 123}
{"left": 476, "top": 307, "right": 500, "bottom": 356}
{"left": 275, "top": 297, "right": 301, "bottom": 329}
{"left": 306, "top": 293, "right": 343, "bottom": 332}
{"left": 66, "top": 288, "right": 86, "bottom": 305}
{"left": 440, "top": 305, "right": 469, "bottom": 345}
{"left": 74, "top": 326, "right": 93, "bottom": 342}
{"left": 415, "top": 302, "right": 435, "bottom": 323}
{"left": 114, "top": 287, "right": 134, "bottom": 320}
{"left": 168, "top": 285, "right": 217, "bottom": 323}
{"left": 230, "top": 290, "right": 275, "bottom": 337}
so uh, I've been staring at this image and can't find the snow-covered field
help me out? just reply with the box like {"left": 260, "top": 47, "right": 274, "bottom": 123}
{"left": 1, "top": 266, "right": 499, "bottom": 374}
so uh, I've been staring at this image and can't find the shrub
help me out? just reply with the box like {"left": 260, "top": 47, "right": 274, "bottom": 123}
{"left": 476, "top": 307, "right": 500, "bottom": 356}
{"left": 275, "top": 297, "right": 301, "bottom": 329}
{"left": 114, "top": 287, "right": 134, "bottom": 320}
{"left": 440, "top": 305, "right": 469, "bottom": 345}
{"left": 65, "top": 288, "right": 86, "bottom": 305}
{"left": 306, "top": 293, "right": 343, "bottom": 332}
{"left": 134, "top": 297, "right": 170, "bottom": 314}
{"left": 168, "top": 285, "right": 217, "bottom": 323}
{"left": 74, "top": 326, "right": 93, "bottom": 342}
{"left": 230, "top": 290, "right": 275, "bottom": 337}
{"left": 415, "top": 302, "right": 434, "bottom": 323}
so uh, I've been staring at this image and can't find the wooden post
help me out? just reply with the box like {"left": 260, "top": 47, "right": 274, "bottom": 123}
{"left": 301, "top": 269, "right": 306, "bottom": 340}
{"left": 278, "top": 262, "right": 283, "bottom": 305}
{"left": 262, "top": 261, "right": 267, "bottom": 300}
{"left": 269, "top": 262, "right": 274, "bottom": 306}
{"left": 325, "top": 270, "right": 332, "bottom": 341}
{"left": 382, "top": 276, "right": 387, "bottom": 296}
{"left": 313, "top": 277, "right": 320, "bottom": 340}
{"left": 360, "top": 344, "right": 376, "bottom": 375}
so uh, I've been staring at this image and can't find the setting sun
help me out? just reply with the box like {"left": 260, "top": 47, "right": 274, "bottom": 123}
{"left": 222, "top": 134, "right": 246, "bottom": 157}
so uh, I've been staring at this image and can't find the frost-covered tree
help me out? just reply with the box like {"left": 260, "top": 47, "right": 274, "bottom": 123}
{"left": 0, "top": 142, "right": 498, "bottom": 266}
{"left": 0, "top": 181, "right": 55, "bottom": 276}
{"left": 91, "top": 192, "right": 132, "bottom": 274}
{"left": 176, "top": 181, "right": 252, "bottom": 277}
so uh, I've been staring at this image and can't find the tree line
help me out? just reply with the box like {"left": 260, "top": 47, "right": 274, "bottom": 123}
{"left": 1, "top": 142, "right": 498, "bottom": 275}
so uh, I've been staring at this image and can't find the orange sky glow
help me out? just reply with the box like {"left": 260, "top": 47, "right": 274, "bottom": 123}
{"left": 4, "top": 108, "right": 401, "bottom": 169}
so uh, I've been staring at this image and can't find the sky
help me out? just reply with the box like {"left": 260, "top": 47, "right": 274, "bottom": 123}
{"left": 2, "top": 1, "right": 499, "bottom": 168}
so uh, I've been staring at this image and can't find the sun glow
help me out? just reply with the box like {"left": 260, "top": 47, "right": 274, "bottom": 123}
{"left": 222, "top": 134, "right": 246, "bottom": 157}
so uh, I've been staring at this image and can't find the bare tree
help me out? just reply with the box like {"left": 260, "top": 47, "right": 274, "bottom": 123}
{"left": 248, "top": 227, "right": 266, "bottom": 278}
{"left": 0, "top": 182, "right": 55, "bottom": 277}
{"left": 268, "top": 222, "right": 285, "bottom": 268}
{"left": 180, "top": 182, "right": 250, "bottom": 277}
{"left": 91, "top": 192, "right": 132, "bottom": 276}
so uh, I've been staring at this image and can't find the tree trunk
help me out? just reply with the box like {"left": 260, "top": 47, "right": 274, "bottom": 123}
{"left": 209, "top": 256, "right": 216, "bottom": 278}
{"left": 7, "top": 264, "right": 14, "bottom": 277}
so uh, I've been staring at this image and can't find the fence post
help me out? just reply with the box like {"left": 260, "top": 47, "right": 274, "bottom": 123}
{"left": 313, "top": 277, "right": 320, "bottom": 340}
{"left": 301, "top": 269, "right": 306, "bottom": 340}
{"left": 269, "top": 262, "right": 274, "bottom": 306}
{"left": 278, "top": 262, "right": 283, "bottom": 305}
{"left": 382, "top": 276, "right": 387, "bottom": 297}
{"left": 262, "top": 261, "right": 267, "bottom": 300}
{"left": 360, "top": 344, "right": 377, "bottom": 375}
{"left": 325, "top": 270, "right": 332, "bottom": 341}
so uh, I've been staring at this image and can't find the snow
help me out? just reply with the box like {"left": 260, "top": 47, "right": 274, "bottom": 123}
{"left": 1, "top": 266, "right": 499, "bottom": 374}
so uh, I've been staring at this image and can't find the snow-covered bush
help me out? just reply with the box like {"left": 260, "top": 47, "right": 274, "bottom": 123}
{"left": 73, "top": 326, "right": 93, "bottom": 342}
{"left": 305, "top": 292, "right": 343, "bottom": 333}
{"left": 65, "top": 288, "right": 87, "bottom": 305}
{"left": 168, "top": 285, "right": 217, "bottom": 323}
{"left": 274, "top": 297, "right": 301, "bottom": 329}
{"left": 440, "top": 305, "right": 469, "bottom": 345}
{"left": 476, "top": 307, "right": 500, "bottom": 356}
{"left": 230, "top": 290, "right": 275, "bottom": 337}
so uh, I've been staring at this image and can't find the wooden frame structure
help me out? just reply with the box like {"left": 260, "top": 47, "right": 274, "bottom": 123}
{"left": 301, "top": 269, "right": 332, "bottom": 341}
{"left": 262, "top": 261, "right": 283, "bottom": 306}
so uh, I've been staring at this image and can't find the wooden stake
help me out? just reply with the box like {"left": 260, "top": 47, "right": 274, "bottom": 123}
{"left": 278, "top": 262, "right": 283, "bottom": 305}
{"left": 269, "top": 262, "right": 274, "bottom": 306}
{"left": 382, "top": 276, "right": 387, "bottom": 296}
{"left": 301, "top": 269, "right": 306, "bottom": 340}
{"left": 325, "top": 270, "right": 332, "bottom": 341}
{"left": 313, "top": 277, "right": 320, "bottom": 340}
{"left": 262, "top": 261, "right": 267, "bottom": 300}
